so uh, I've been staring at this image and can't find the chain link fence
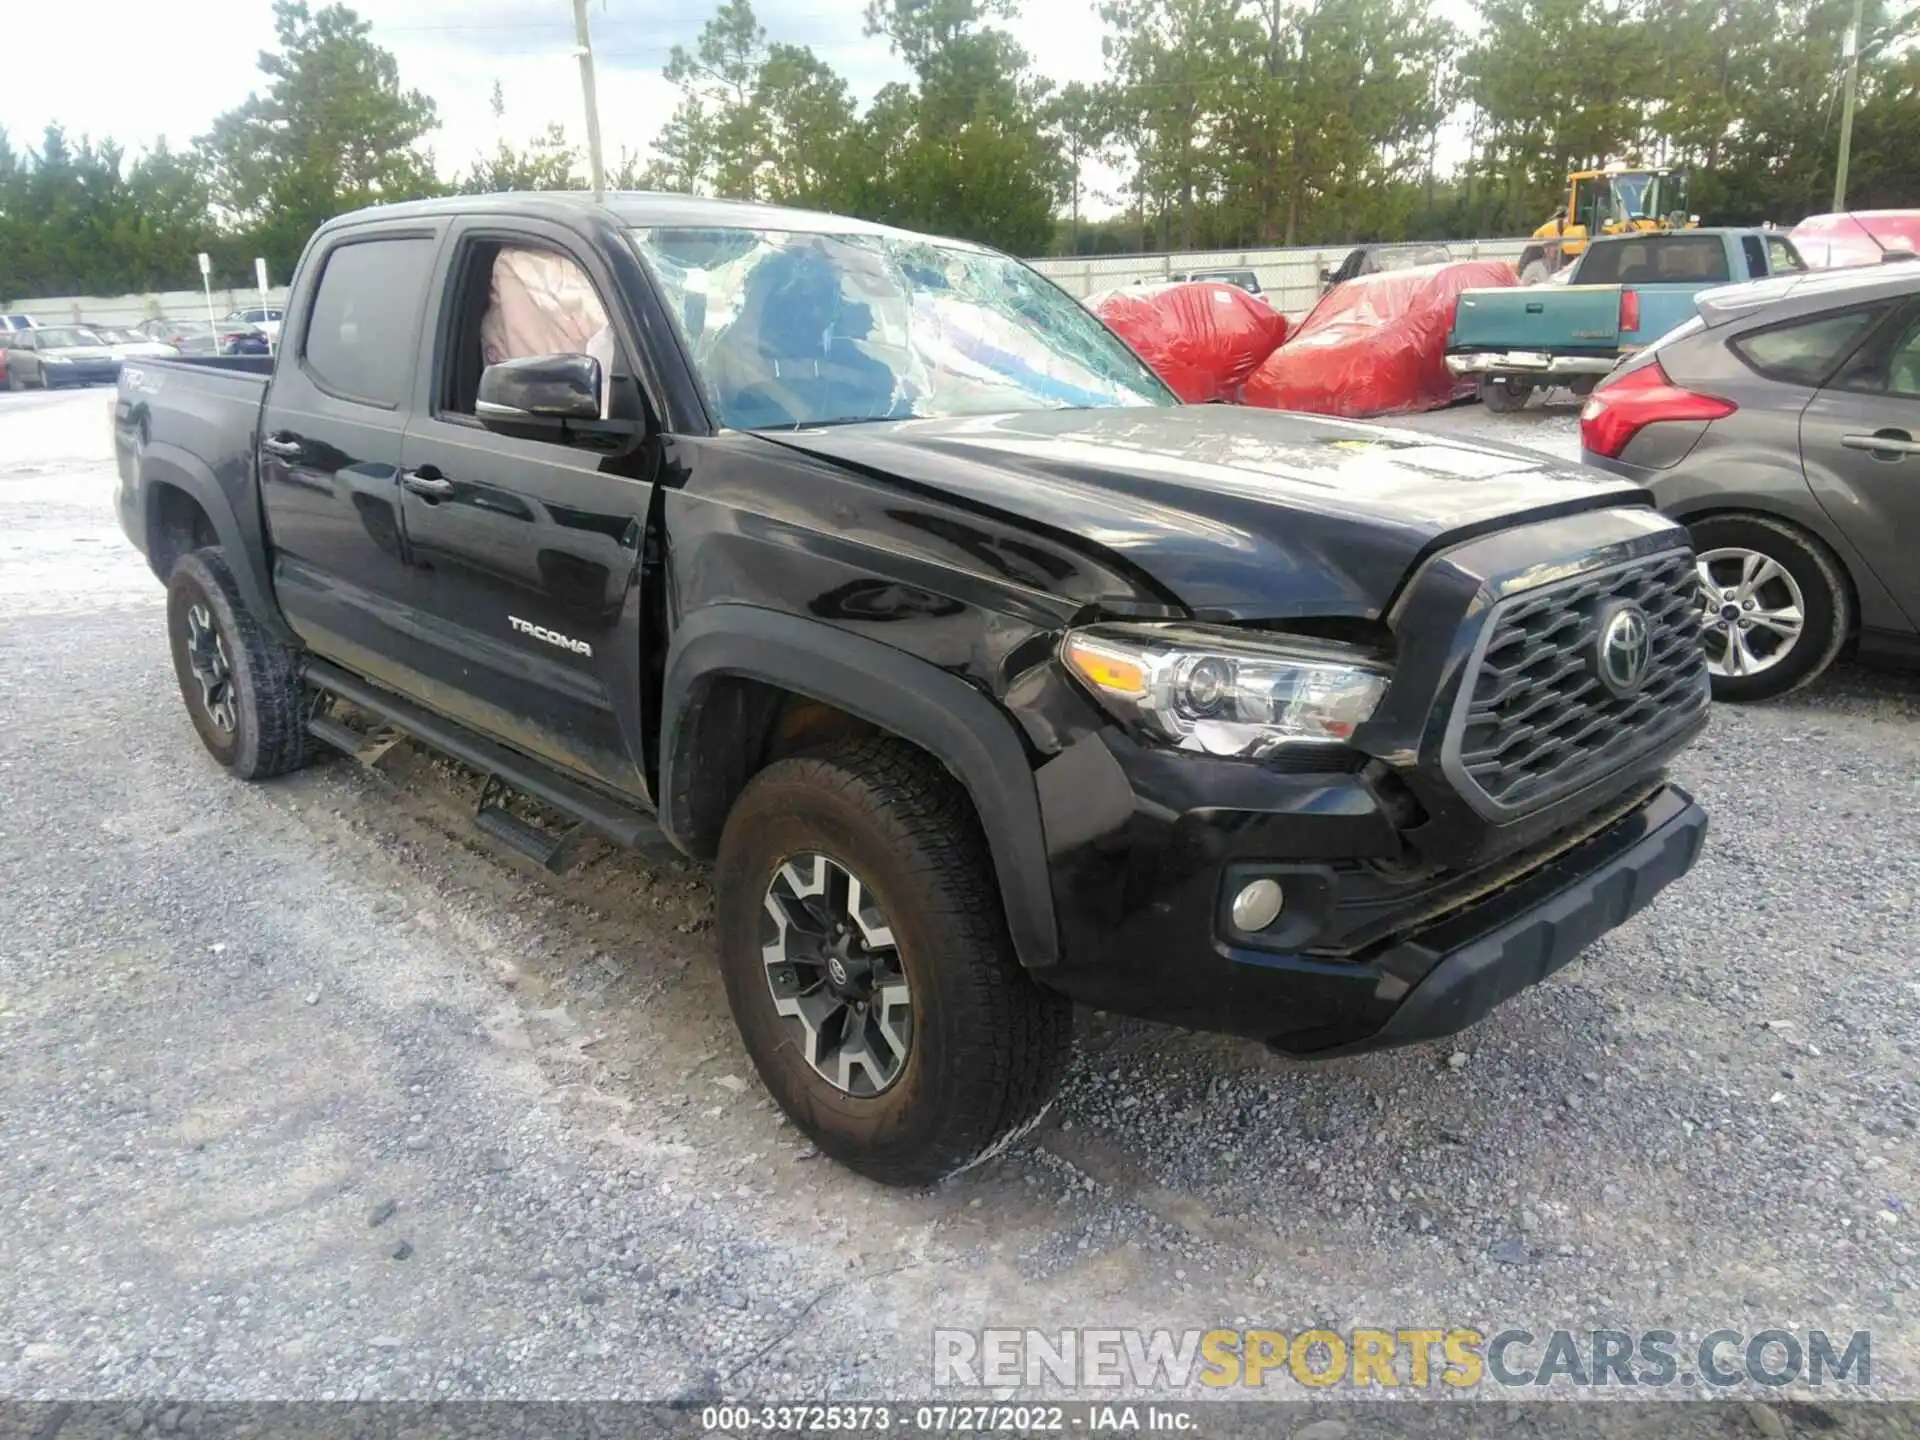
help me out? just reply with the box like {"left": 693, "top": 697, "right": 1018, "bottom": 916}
{"left": 4, "top": 287, "right": 294, "bottom": 331}
{"left": 1029, "top": 238, "right": 1534, "bottom": 317}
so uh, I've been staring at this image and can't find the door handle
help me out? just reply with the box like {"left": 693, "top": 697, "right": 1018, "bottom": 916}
{"left": 260, "top": 434, "right": 302, "bottom": 458}
{"left": 401, "top": 465, "right": 456, "bottom": 498}
{"left": 1841, "top": 429, "right": 1920, "bottom": 459}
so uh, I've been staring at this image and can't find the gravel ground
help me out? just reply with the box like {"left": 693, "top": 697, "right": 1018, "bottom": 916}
{"left": 1, "top": 387, "right": 1916, "bottom": 1427}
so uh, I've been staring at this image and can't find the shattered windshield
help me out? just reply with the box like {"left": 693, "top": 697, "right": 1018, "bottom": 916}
{"left": 632, "top": 226, "right": 1173, "bottom": 430}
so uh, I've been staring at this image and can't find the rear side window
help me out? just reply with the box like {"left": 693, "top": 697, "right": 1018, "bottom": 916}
{"left": 1583, "top": 236, "right": 1731, "bottom": 286}
{"left": 302, "top": 236, "right": 437, "bottom": 407}
{"left": 1831, "top": 305, "right": 1920, "bottom": 395}
{"left": 1767, "top": 238, "right": 1806, "bottom": 273}
{"left": 1730, "top": 306, "right": 1883, "bottom": 386}
{"left": 1741, "top": 236, "right": 1768, "bottom": 278}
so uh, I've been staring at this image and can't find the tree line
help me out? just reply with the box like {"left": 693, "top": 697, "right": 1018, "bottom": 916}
{"left": 3, "top": 0, "right": 1918, "bottom": 301}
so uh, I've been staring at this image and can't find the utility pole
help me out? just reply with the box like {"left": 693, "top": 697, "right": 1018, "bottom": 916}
{"left": 572, "top": 0, "right": 607, "bottom": 198}
{"left": 1832, "top": 0, "right": 1865, "bottom": 211}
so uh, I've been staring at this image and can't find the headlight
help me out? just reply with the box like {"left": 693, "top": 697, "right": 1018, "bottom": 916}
{"left": 1061, "top": 623, "right": 1388, "bottom": 757}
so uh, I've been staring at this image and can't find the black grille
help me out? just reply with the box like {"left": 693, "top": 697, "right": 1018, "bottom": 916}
{"left": 1451, "top": 548, "right": 1707, "bottom": 811}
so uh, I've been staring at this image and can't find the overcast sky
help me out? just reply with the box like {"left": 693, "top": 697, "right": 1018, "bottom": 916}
{"left": 3, "top": 0, "right": 1115, "bottom": 188}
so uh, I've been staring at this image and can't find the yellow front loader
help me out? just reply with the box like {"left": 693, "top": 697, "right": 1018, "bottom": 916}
{"left": 1517, "top": 164, "right": 1698, "bottom": 282}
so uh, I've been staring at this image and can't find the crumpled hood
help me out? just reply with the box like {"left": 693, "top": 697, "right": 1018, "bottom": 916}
{"left": 760, "top": 405, "right": 1645, "bottom": 619}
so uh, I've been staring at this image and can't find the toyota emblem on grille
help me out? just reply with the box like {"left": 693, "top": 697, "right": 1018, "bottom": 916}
{"left": 1595, "top": 602, "right": 1652, "bottom": 696}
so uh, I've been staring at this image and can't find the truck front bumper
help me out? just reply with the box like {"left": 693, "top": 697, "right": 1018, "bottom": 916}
{"left": 1297, "top": 784, "right": 1705, "bottom": 1055}
{"left": 1034, "top": 731, "right": 1707, "bottom": 1055}
{"left": 1446, "top": 351, "right": 1621, "bottom": 377}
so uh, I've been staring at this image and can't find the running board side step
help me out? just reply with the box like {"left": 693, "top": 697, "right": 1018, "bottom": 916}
{"left": 475, "top": 774, "right": 571, "bottom": 871}
{"left": 302, "top": 658, "right": 678, "bottom": 868}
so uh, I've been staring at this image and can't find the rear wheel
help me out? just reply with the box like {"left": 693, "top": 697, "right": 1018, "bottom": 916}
{"left": 714, "top": 737, "right": 1072, "bottom": 1186}
{"left": 165, "top": 547, "right": 314, "bottom": 778}
{"left": 1480, "top": 375, "right": 1531, "bottom": 413}
{"left": 1687, "top": 514, "right": 1850, "bottom": 702}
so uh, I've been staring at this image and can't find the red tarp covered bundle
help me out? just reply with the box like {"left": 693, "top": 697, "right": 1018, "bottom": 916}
{"left": 1241, "top": 258, "right": 1518, "bottom": 418}
{"left": 1089, "top": 282, "right": 1291, "bottom": 403}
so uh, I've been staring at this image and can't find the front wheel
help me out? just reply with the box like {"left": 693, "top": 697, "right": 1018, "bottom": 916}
{"left": 165, "top": 547, "right": 315, "bottom": 778}
{"left": 1480, "top": 375, "right": 1531, "bottom": 413}
{"left": 714, "top": 737, "right": 1072, "bottom": 1186}
{"left": 1688, "top": 514, "right": 1851, "bottom": 702}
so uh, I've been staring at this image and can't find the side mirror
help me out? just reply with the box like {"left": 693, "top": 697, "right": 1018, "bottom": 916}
{"left": 476, "top": 353, "right": 602, "bottom": 426}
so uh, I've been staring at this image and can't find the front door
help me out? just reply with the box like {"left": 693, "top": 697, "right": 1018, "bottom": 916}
{"left": 395, "top": 221, "right": 660, "bottom": 800}
{"left": 259, "top": 229, "right": 444, "bottom": 679}
{"left": 1800, "top": 298, "right": 1920, "bottom": 630}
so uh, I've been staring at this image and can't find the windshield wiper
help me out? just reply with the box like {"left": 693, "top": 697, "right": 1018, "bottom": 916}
{"left": 749, "top": 414, "right": 905, "bottom": 432}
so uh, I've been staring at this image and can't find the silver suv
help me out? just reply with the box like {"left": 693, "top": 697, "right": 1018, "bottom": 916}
{"left": 1581, "top": 261, "right": 1920, "bottom": 700}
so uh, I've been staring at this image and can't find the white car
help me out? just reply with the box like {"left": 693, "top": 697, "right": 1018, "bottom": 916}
{"left": 225, "top": 307, "right": 284, "bottom": 342}
{"left": 90, "top": 326, "right": 180, "bottom": 360}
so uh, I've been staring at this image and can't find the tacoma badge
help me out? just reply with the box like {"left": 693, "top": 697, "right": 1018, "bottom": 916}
{"left": 509, "top": 616, "right": 593, "bottom": 657}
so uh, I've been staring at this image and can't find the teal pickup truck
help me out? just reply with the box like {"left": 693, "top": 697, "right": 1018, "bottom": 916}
{"left": 1447, "top": 228, "right": 1807, "bottom": 411}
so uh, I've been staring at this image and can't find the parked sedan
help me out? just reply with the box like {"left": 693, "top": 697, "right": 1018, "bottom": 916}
{"left": 225, "top": 306, "right": 283, "bottom": 341}
{"left": 0, "top": 325, "right": 120, "bottom": 388}
{"left": 91, "top": 326, "right": 179, "bottom": 360}
{"left": 1581, "top": 262, "right": 1920, "bottom": 700}
{"left": 1319, "top": 242, "right": 1453, "bottom": 293}
{"left": 142, "top": 319, "right": 269, "bottom": 356}
{"left": 1166, "top": 267, "right": 1264, "bottom": 297}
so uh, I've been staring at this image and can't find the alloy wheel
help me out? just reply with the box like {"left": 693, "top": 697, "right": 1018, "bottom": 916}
{"left": 760, "top": 852, "right": 912, "bottom": 1097}
{"left": 1696, "top": 546, "right": 1805, "bottom": 679}
{"left": 183, "top": 601, "right": 238, "bottom": 732}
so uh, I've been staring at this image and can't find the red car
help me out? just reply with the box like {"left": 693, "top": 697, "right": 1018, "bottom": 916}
{"left": 1242, "top": 259, "right": 1518, "bottom": 418}
{"left": 1787, "top": 211, "right": 1920, "bottom": 269}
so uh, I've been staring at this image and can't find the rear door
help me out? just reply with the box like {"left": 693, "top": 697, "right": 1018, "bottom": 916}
{"left": 259, "top": 224, "right": 445, "bottom": 675}
{"left": 10, "top": 329, "right": 41, "bottom": 385}
{"left": 394, "top": 216, "right": 663, "bottom": 800}
{"left": 1799, "top": 298, "right": 1920, "bottom": 627}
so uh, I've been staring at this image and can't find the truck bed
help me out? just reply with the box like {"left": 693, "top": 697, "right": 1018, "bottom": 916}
{"left": 114, "top": 355, "right": 269, "bottom": 498}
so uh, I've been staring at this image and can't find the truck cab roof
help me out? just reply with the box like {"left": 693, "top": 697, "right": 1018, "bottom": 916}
{"left": 313, "top": 189, "right": 995, "bottom": 251}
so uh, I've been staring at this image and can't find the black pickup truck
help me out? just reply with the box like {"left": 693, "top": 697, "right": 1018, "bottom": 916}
{"left": 114, "top": 192, "right": 1711, "bottom": 1185}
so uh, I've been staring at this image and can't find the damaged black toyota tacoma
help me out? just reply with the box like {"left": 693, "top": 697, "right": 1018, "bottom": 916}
{"left": 113, "top": 193, "right": 1710, "bottom": 1185}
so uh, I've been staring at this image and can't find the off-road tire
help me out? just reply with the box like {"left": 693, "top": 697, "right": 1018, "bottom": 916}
{"left": 1688, "top": 514, "right": 1851, "bottom": 703}
{"left": 165, "top": 547, "right": 314, "bottom": 778}
{"left": 714, "top": 736, "right": 1072, "bottom": 1186}
{"left": 1480, "top": 375, "right": 1531, "bottom": 413}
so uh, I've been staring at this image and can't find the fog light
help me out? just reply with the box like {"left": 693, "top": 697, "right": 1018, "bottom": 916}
{"left": 1230, "top": 878, "right": 1285, "bottom": 932}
